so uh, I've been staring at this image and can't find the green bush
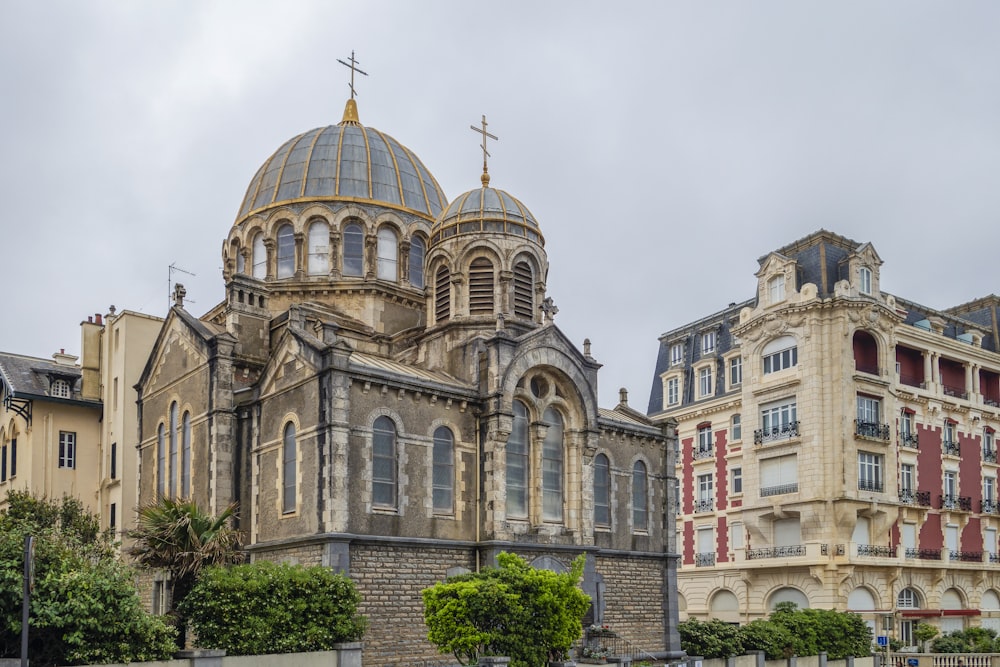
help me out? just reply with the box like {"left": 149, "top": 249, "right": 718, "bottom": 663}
{"left": 739, "top": 619, "right": 796, "bottom": 659}
{"left": 180, "top": 561, "right": 367, "bottom": 655}
{"left": 931, "top": 627, "right": 999, "bottom": 653}
{"left": 678, "top": 618, "right": 744, "bottom": 658}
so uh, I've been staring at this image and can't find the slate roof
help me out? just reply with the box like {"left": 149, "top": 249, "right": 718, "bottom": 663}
{"left": 0, "top": 351, "right": 96, "bottom": 403}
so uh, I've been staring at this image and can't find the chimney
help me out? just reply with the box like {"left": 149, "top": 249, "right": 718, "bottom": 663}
{"left": 79, "top": 314, "right": 103, "bottom": 400}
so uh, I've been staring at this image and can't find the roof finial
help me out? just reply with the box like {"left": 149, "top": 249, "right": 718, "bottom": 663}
{"left": 337, "top": 50, "right": 368, "bottom": 124}
{"left": 470, "top": 114, "right": 498, "bottom": 187}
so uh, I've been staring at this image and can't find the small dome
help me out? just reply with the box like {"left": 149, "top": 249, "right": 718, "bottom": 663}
{"left": 430, "top": 186, "right": 543, "bottom": 247}
{"left": 235, "top": 105, "right": 447, "bottom": 224}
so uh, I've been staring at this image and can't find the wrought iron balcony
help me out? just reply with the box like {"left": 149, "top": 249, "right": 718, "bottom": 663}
{"left": 858, "top": 479, "right": 884, "bottom": 493}
{"left": 941, "top": 494, "right": 972, "bottom": 511}
{"left": 754, "top": 421, "right": 800, "bottom": 445}
{"left": 899, "top": 489, "right": 915, "bottom": 504}
{"left": 857, "top": 544, "right": 893, "bottom": 558}
{"left": 905, "top": 548, "right": 941, "bottom": 560}
{"left": 901, "top": 432, "right": 919, "bottom": 449}
{"left": 695, "top": 552, "right": 716, "bottom": 567}
{"left": 986, "top": 398, "right": 1000, "bottom": 408}
{"left": 898, "top": 373, "right": 924, "bottom": 388}
{"left": 692, "top": 446, "right": 714, "bottom": 460}
{"left": 985, "top": 449, "right": 998, "bottom": 463}
{"left": 943, "top": 440, "right": 960, "bottom": 456}
{"left": 855, "top": 420, "right": 891, "bottom": 441}
{"left": 899, "top": 490, "right": 932, "bottom": 506}
{"left": 760, "top": 483, "right": 798, "bottom": 497}
{"left": 856, "top": 363, "right": 879, "bottom": 376}
{"left": 950, "top": 550, "right": 983, "bottom": 563}
{"left": 991, "top": 553, "right": 1000, "bottom": 564}
{"left": 943, "top": 385, "right": 969, "bottom": 400}
{"left": 694, "top": 498, "right": 714, "bottom": 513}
{"left": 746, "top": 545, "right": 806, "bottom": 560}
{"left": 982, "top": 499, "right": 999, "bottom": 514}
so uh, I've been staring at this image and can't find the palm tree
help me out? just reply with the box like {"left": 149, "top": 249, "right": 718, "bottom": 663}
{"left": 128, "top": 498, "right": 244, "bottom": 648}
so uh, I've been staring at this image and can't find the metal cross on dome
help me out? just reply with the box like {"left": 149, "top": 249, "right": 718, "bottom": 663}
{"left": 337, "top": 50, "right": 368, "bottom": 99}
{"left": 470, "top": 114, "right": 498, "bottom": 184}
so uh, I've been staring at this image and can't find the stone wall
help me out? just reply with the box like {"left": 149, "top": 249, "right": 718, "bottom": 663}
{"left": 596, "top": 553, "right": 667, "bottom": 654}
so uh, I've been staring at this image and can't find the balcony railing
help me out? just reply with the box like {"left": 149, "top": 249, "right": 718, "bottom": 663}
{"left": 747, "top": 545, "right": 806, "bottom": 560}
{"left": 982, "top": 499, "right": 999, "bottom": 514}
{"left": 941, "top": 494, "right": 973, "bottom": 511}
{"left": 856, "top": 363, "right": 879, "bottom": 375}
{"left": 905, "top": 548, "right": 941, "bottom": 560}
{"left": 692, "top": 446, "right": 714, "bottom": 460}
{"left": 857, "top": 544, "right": 893, "bottom": 558}
{"left": 943, "top": 440, "right": 961, "bottom": 456}
{"left": 991, "top": 553, "right": 1000, "bottom": 564}
{"left": 901, "top": 432, "right": 919, "bottom": 449}
{"left": 899, "top": 489, "right": 932, "bottom": 506}
{"left": 694, "top": 498, "right": 714, "bottom": 513}
{"left": 856, "top": 420, "right": 891, "bottom": 441}
{"left": 943, "top": 385, "right": 969, "bottom": 400}
{"left": 754, "top": 421, "right": 800, "bottom": 445}
{"left": 859, "top": 479, "right": 884, "bottom": 493}
{"left": 986, "top": 398, "right": 1000, "bottom": 408}
{"left": 985, "top": 449, "right": 998, "bottom": 463}
{"left": 695, "top": 552, "right": 716, "bottom": 567}
{"left": 898, "top": 374, "right": 925, "bottom": 388}
{"left": 760, "top": 483, "right": 798, "bottom": 497}
{"left": 951, "top": 550, "right": 983, "bottom": 562}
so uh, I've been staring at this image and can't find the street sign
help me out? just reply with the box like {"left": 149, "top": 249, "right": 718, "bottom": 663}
{"left": 907, "top": 659, "right": 919, "bottom": 667}
{"left": 877, "top": 636, "right": 888, "bottom": 647}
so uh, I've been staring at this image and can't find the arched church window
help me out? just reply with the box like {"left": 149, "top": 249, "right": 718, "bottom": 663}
{"left": 409, "top": 235, "right": 426, "bottom": 288}
{"left": 156, "top": 423, "right": 165, "bottom": 498}
{"left": 181, "top": 412, "right": 191, "bottom": 498}
{"left": 276, "top": 224, "right": 294, "bottom": 278}
{"left": 282, "top": 422, "right": 296, "bottom": 514}
{"left": 252, "top": 233, "right": 266, "bottom": 279}
{"left": 372, "top": 416, "right": 397, "bottom": 508}
{"left": 506, "top": 400, "right": 529, "bottom": 519}
{"left": 541, "top": 407, "right": 564, "bottom": 521}
{"left": 235, "top": 242, "right": 245, "bottom": 274}
{"left": 513, "top": 260, "right": 534, "bottom": 320}
{"left": 632, "top": 460, "right": 648, "bottom": 532}
{"left": 594, "top": 453, "right": 611, "bottom": 528}
{"left": 468, "top": 257, "right": 494, "bottom": 315}
{"left": 168, "top": 402, "right": 178, "bottom": 498}
{"left": 343, "top": 223, "right": 364, "bottom": 277}
{"left": 377, "top": 227, "right": 398, "bottom": 281}
{"left": 308, "top": 220, "right": 329, "bottom": 275}
{"left": 432, "top": 426, "right": 454, "bottom": 513}
{"left": 434, "top": 265, "right": 450, "bottom": 323}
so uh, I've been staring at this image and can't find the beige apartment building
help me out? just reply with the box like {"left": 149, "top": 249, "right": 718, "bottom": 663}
{"left": 649, "top": 230, "right": 1000, "bottom": 648}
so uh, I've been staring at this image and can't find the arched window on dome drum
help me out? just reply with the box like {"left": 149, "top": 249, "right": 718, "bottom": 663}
{"left": 632, "top": 460, "right": 648, "bottom": 532}
{"left": 513, "top": 261, "right": 534, "bottom": 320}
{"left": 276, "top": 224, "right": 295, "bottom": 279}
{"left": 168, "top": 402, "right": 178, "bottom": 498}
{"left": 435, "top": 265, "right": 450, "bottom": 322}
{"left": 432, "top": 426, "right": 454, "bottom": 513}
{"left": 468, "top": 257, "right": 495, "bottom": 315}
{"left": 343, "top": 223, "right": 364, "bottom": 277}
{"left": 234, "top": 242, "right": 245, "bottom": 274}
{"left": 506, "top": 400, "right": 529, "bottom": 519}
{"left": 252, "top": 233, "right": 266, "bottom": 279}
{"left": 377, "top": 227, "right": 398, "bottom": 281}
{"left": 282, "top": 422, "right": 296, "bottom": 514}
{"left": 541, "top": 407, "right": 564, "bottom": 522}
{"left": 307, "top": 221, "right": 329, "bottom": 275}
{"left": 372, "top": 416, "right": 397, "bottom": 508}
{"left": 156, "top": 424, "right": 165, "bottom": 498}
{"left": 594, "top": 453, "right": 611, "bottom": 528}
{"left": 181, "top": 411, "right": 191, "bottom": 498}
{"left": 409, "top": 235, "right": 425, "bottom": 288}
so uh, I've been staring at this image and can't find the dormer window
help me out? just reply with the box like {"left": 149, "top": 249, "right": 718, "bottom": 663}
{"left": 769, "top": 275, "right": 785, "bottom": 304}
{"left": 669, "top": 343, "right": 684, "bottom": 366}
{"left": 51, "top": 379, "right": 70, "bottom": 398}
{"left": 859, "top": 267, "right": 873, "bottom": 295}
{"left": 701, "top": 332, "right": 716, "bottom": 355}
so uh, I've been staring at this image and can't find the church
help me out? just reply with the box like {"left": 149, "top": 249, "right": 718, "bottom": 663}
{"left": 135, "top": 81, "right": 682, "bottom": 663}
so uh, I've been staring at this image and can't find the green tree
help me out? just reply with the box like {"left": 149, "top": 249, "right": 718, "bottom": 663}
{"left": 678, "top": 618, "right": 744, "bottom": 658}
{"left": 180, "top": 561, "right": 367, "bottom": 654}
{"left": 423, "top": 552, "right": 591, "bottom": 667}
{"left": 128, "top": 497, "right": 243, "bottom": 647}
{"left": 739, "top": 619, "right": 797, "bottom": 659}
{"left": 915, "top": 622, "right": 940, "bottom": 651}
{"left": 0, "top": 491, "right": 175, "bottom": 666}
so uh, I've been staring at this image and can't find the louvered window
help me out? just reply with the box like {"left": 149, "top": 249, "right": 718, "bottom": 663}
{"left": 468, "top": 258, "right": 494, "bottom": 315}
{"left": 513, "top": 261, "right": 534, "bottom": 319}
{"left": 435, "top": 265, "right": 450, "bottom": 322}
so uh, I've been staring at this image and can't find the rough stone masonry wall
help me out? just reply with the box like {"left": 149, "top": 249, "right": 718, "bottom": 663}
{"left": 596, "top": 554, "right": 666, "bottom": 654}
{"left": 351, "top": 542, "right": 476, "bottom": 667}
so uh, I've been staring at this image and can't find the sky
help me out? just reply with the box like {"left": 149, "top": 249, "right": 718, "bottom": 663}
{"left": 2, "top": 1, "right": 998, "bottom": 411}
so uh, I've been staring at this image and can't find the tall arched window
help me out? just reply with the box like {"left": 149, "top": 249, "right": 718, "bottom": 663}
{"left": 343, "top": 223, "right": 364, "bottom": 277}
{"left": 632, "top": 460, "right": 648, "bottom": 531}
{"left": 594, "top": 453, "right": 611, "bottom": 528}
{"left": 432, "top": 426, "right": 454, "bottom": 513}
{"left": 377, "top": 227, "right": 398, "bottom": 281}
{"left": 276, "top": 224, "right": 294, "bottom": 278}
{"left": 468, "top": 257, "right": 495, "bottom": 315}
{"left": 434, "top": 265, "right": 451, "bottom": 322}
{"left": 409, "top": 235, "right": 426, "bottom": 288}
{"left": 168, "top": 402, "right": 178, "bottom": 497}
{"left": 282, "top": 422, "right": 296, "bottom": 514}
{"left": 506, "top": 401, "right": 529, "bottom": 519}
{"left": 252, "top": 232, "right": 266, "bottom": 279}
{"left": 181, "top": 412, "right": 191, "bottom": 498}
{"left": 372, "top": 416, "right": 397, "bottom": 508}
{"left": 513, "top": 260, "right": 534, "bottom": 320}
{"left": 156, "top": 424, "right": 165, "bottom": 497}
{"left": 236, "top": 243, "right": 245, "bottom": 274}
{"left": 542, "top": 407, "right": 564, "bottom": 522}
{"left": 308, "top": 220, "right": 329, "bottom": 275}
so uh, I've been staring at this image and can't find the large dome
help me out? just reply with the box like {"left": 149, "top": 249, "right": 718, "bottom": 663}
{"left": 235, "top": 102, "right": 447, "bottom": 224}
{"left": 430, "top": 184, "right": 542, "bottom": 247}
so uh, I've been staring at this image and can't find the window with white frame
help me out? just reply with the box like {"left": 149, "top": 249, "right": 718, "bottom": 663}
{"left": 760, "top": 454, "right": 798, "bottom": 496}
{"left": 731, "top": 414, "right": 742, "bottom": 441}
{"left": 698, "top": 367, "right": 713, "bottom": 398}
{"left": 986, "top": 428, "right": 996, "bottom": 455}
{"left": 730, "top": 522, "right": 744, "bottom": 550}
{"left": 898, "top": 588, "right": 919, "bottom": 609}
{"left": 986, "top": 476, "right": 996, "bottom": 503}
{"left": 858, "top": 452, "right": 884, "bottom": 492}
{"left": 944, "top": 470, "right": 958, "bottom": 507}
{"left": 731, "top": 467, "right": 743, "bottom": 495}
{"left": 762, "top": 336, "right": 798, "bottom": 374}
{"left": 51, "top": 379, "right": 71, "bottom": 398}
{"left": 729, "top": 356, "right": 742, "bottom": 387}
{"left": 665, "top": 377, "right": 679, "bottom": 407}
{"left": 986, "top": 527, "right": 998, "bottom": 558}
{"left": 697, "top": 425, "right": 712, "bottom": 454}
{"left": 769, "top": 274, "right": 786, "bottom": 304}
{"left": 696, "top": 473, "right": 713, "bottom": 512}
{"left": 944, "top": 420, "right": 958, "bottom": 446}
{"left": 701, "top": 331, "right": 716, "bottom": 355}
{"left": 900, "top": 463, "right": 914, "bottom": 495}
{"left": 901, "top": 411, "right": 916, "bottom": 446}
{"left": 856, "top": 395, "right": 886, "bottom": 439}
{"left": 669, "top": 343, "right": 683, "bottom": 366}
{"left": 859, "top": 267, "right": 873, "bottom": 295}
{"left": 58, "top": 431, "right": 76, "bottom": 469}
{"left": 759, "top": 399, "right": 798, "bottom": 442}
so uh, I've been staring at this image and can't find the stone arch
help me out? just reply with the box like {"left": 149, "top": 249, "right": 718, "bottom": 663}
{"left": 500, "top": 348, "right": 597, "bottom": 427}
{"left": 847, "top": 586, "right": 878, "bottom": 612}
{"left": 767, "top": 586, "right": 810, "bottom": 610}
{"left": 852, "top": 328, "right": 881, "bottom": 375}
{"left": 530, "top": 555, "right": 568, "bottom": 573}
{"left": 366, "top": 406, "right": 406, "bottom": 437}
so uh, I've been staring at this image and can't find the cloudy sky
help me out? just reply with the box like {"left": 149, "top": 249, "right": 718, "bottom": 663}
{"left": 2, "top": 2, "right": 998, "bottom": 410}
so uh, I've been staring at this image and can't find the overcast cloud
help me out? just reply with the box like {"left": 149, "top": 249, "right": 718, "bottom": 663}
{"left": 2, "top": 1, "right": 998, "bottom": 410}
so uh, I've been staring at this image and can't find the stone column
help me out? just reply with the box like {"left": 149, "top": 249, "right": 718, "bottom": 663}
{"left": 400, "top": 239, "right": 411, "bottom": 283}
{"left": 329, "top": 230, "right": 341, "bottom": 278}
{"left": 294, "top": 231, "right": 305, "bottom": 279}
{"left": 499, "top": 270, "right": 513, "bottom": 316}
{"left": 364, "top": 233, "right": 376, "bottom": 279}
